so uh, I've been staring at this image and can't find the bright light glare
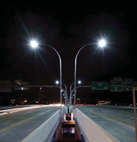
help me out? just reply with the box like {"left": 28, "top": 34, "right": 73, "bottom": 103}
{"left": 49, "top": 103, "right": 64, "bottom": 107}
{"left": 78, "top": 80, "right": 82, "bottom": 84}
{"left": 55, "top": 80, "right": 59, "bottom": 85}
{"left": 30, "top": 40, "right": 38, "bottom": 48}
{"left": 98, "top": 39, "right": 106, "bottom": 48}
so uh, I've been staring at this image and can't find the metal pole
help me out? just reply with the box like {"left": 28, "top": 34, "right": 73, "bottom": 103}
{"left": 70, "top": 93, "right": 72, "bottom": 106}
{"left": 62, "top": 83, "right": 67, "bottom": 94}
{"left": 74, "top": 43, "right": 92, "bottom": 109}
{"left": 62, "top": 83, "right": 68, "bottom": 106}
{"left": 70, "top": 83, "right": 74, "bottom": 106}
{"left": 60, "top": 59, "right": 62, "bottom": 111}
{"left": 133, "top": 88, "right": 137, "bottom": 142}
{"left": 64, "top": 91, "right": 68, "bottom": 106}
{"left": 0, "top": 85, "right": 64, "bottom": 88}
{"left": 70, "top": 85, "right": 91, "bottom": 106}
{"left": 70, "top": 83, "right": 74, "bottom": 92}
{"left": 45, "top": 45, "right": 62, "bottom": 111}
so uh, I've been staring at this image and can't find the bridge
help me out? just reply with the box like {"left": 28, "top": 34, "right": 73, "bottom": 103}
{"left": 0, "top": 103, "right": 136, "bottom": 142}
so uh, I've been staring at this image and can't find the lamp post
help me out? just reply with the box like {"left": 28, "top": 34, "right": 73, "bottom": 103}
{"left": 69, "top": 80, "right": 82, "bottom": 106}
{"left": 74, "top": 39, "right": 107, "bottom": 109}
{"left": 55, "top": 80, "right": 68, "bottom": 106}
{"left": 62, "top": 83, "right": 68, "bottom": 106}
{"left": 30, "top": 40, "right": 62, "bottom": 111}
{"left": 70, "top": 80, "right": 82, "bottom": 94}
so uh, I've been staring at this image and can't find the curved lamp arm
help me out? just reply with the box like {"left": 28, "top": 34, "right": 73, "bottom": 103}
{"left": 74, "top": 43, "right": 92, "bottom": 108}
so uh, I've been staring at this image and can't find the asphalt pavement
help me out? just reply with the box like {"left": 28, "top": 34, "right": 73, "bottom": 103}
{"left": 0, "top": 106, "right": 59, "bottom": 142}
{"left": 77, "top": 105, "right": 136, "bottom": 142}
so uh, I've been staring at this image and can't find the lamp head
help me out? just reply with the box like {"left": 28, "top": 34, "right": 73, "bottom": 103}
{"left": 55, "top": 80, "right": 59, "bottom": 85}
{"left": 30, "top": 40, "right": 38, "bottom": 48}
{"left": 98, "top": 39, "right": 107, "bottom": 48}
{"left": 78, "top": 80, "right": 82, "bottom": 84}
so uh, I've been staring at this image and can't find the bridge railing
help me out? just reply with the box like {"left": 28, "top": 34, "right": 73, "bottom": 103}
{"left": 73, "top": 108, "right": 120, "bottom": 142}
{"left": 21, "top": 110, "right": 63, "bottom": 142}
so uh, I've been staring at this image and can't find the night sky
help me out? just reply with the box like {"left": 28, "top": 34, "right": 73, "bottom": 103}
{"left": 0, "top": 0, "right": 137, "bottom": 105}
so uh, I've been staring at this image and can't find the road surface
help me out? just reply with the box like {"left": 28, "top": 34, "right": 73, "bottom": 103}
{"left": 0, "top": 106, "right": 59, "bottom": 142}
{"left": 77, "top": 105, "right": 136, "bottom": 142}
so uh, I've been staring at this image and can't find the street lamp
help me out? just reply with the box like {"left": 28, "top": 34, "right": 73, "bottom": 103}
{"left": 55, "top": 80, "right": 68, "bottom": 106}
{"left": 69, "top": 80, "right": 82, "bottom": 106}
{"left": 74, "top": 39, "right": 107, "bottom": 108}
{"left": 55, "top": 80, "right": 67, "bottom": 93}
{"left": 70, "top": 80, "right": 82, "bottom": 93}
{"left": 98, "top": 39, "right": 107, "bottom": 48}
{"left": 78, "top": 81, "right": 82, "bottom": 84}
{"left": 30, "top": 40, "right": 38, "bottom": 48}
{"left": 55, "top": 80, "right": 59, "bottom": 85}
{"left": 29, "top": 40, "right": 62, "bottom": 111}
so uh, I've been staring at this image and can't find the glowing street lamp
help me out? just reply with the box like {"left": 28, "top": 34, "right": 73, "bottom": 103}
{"left": 69, "top": 80, "right": 82, "bottom": 106}
{"left": 29, "top": 40, "right": 62, "bottom": 111}
{"left": 98, "top": 39, "right": 107, "bottom": 48}
{"left": 55, "top": 80, "right": 59, "bottom": 85}
{"left": 74, "top": 39, "right": 107, "bottom": 108}
{"left": 55, "top": 80, "right": 68, "bottom": 106}
{"left": 78, "top": 80, "right": 82, "bottom": 84}
{"left": 30, "top": 40, "right": 38, "bottom": 48}
{"left": 70, "top": 80, "right": 82, "bottom": 94}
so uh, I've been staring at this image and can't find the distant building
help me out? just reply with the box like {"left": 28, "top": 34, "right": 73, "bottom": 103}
{"left": 98, "top": 100, "right": 111, "bottom": 105}
{"left": 0, "top": 80, "right": 35, "bottom": 105}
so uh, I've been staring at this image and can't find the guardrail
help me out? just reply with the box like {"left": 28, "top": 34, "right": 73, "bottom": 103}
{"left": 73, "top": 108, "right": 120, "bottom": 142}
{"left": 21, "top": 110, "right": 63, "bottom": 142}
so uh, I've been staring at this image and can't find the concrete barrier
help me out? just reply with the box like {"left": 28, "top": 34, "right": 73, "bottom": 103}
{"left": 69, "top": 105, "right": 74, "bottom": 113}
{"left": 21, "top": 110, "right": 63, "bottom": 142}
{"left": 62, "top": 106, "right": 68, "bottom": 113}
{"left": 73, "top": 108, "right": 120, "bottom": 142}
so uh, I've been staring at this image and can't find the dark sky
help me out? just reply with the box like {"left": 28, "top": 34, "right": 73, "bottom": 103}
{"left": 0, "top": 0, "right": 137, "bottom": 104}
